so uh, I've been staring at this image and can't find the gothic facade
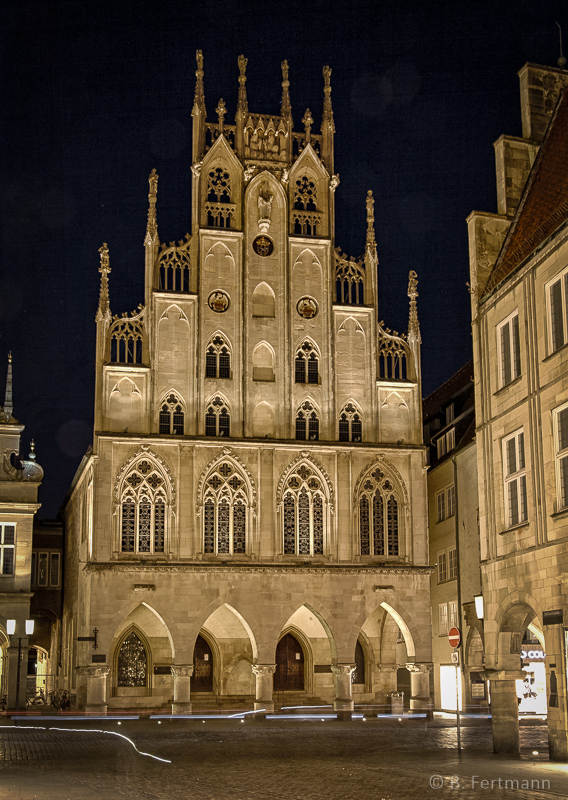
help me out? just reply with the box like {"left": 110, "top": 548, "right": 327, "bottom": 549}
{"left": 62, "top": 54, "right": 431, "bottom": 713}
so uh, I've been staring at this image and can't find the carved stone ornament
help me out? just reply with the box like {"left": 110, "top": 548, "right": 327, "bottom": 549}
{"left": 257, "top": 181, "right": 274, "bottom": 232}
{"left": 331, "top": 664, "right": 356, "bottom": 676}
{"left": 276, "top": 453, "right": 335, "bottom": 511}
{"left": 208, "top": 291, "right": 230, "bottom": 313}
{"left": 352, "top": 453, "right": 409, "bottom": 510}
{"left": 296, "top": 297, "right": 318, "bottom": 319}
{"left": 252, "top": 235, "right": 274, "bottom": 257}
{"left": 251, "top": 664, "right": 276, "bottom": 675}
{"left": 113, "top": 447, "right": 176, "bottom": 504}
{"left": 170, "top": 665, "right": 194, "bottom": 678}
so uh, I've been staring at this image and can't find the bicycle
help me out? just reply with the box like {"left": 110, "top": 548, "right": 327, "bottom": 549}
{"left": 50, "top": 689, "right": 70, "bottom": 710}
{"left": 0, "top": 694, "right": 7, "bottom": 711}
{"left": 26, "top": 688, "right": 46, "bottom": 708}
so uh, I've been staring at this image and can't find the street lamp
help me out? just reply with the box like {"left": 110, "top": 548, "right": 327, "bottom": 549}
{"left": 7, "top": 619, "right": 34, "bottom": 711}
{"left": 474, "top": 595, "right": 484, "bottom": 620}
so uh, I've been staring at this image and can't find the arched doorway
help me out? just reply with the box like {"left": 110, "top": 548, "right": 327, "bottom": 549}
{"left": 274, "top": 633, "right": 305, "bottom": 691}
{"left": 352, "top": 639, "right": 365, "bottom": 686}
{"left": 193, "top": 635, "right": 213, "bottom": 692}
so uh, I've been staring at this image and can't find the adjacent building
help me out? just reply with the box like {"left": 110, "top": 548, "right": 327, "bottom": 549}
{"left": 468, "top": 62, "right": 568, "bottom": 759}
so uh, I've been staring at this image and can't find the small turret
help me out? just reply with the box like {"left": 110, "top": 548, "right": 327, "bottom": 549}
{"left": 364, "top": 191, "right": 378, "bottom": 306}
{"left": 96, "top": 243, "right": 111, "bottom": 323}
{"left": 144, "top": 169, "right": 159, "bottom": 302}
{"left": 94, "top": 244, "right": 112, "bottom": 432}
{"left": 1, "top": 353, "right": 14, "bottom": 423}
{"left": 280, "top": 60, "right": 293, "bottom": 162}
{"left": 192, "top": 50, "right": 206, "bottom": 163}
{"left": 235, "top": 55, "right": 248, "bottom": 158}
{"left": 407, "top": 270, "right": 422, "bottom": 399}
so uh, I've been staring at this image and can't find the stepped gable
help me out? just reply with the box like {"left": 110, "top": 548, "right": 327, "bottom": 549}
{"left": 484, "top": 87, "right": 568, "bottom": 294}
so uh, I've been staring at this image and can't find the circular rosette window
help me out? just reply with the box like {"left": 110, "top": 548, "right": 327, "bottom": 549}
{"left": 296, "top": 296, "right": 318, "bottom": 319}
{"left": 252, "top": 235, "right": 274, "bottom": 257}
{"left": 208, "top": 291, "right": 230, "bottom": 313}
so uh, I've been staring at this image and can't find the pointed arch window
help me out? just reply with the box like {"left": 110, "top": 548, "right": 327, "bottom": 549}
{"left": 296, "top": 400, "right": 319, "bottom": 441}
{"left": 109, "top": 318, "right": 144, "bottom": 364}
{"left": 295, "top": 341, "right": 319, "bottom": 384}
{"left": 358, "top": 469, "right": 400, "bottom": 556}
{"left": 206, "top": 168, "right": 234, "bottom": 228}
{"left": 117, "top": 631, "right": 148, "bottom": 687}
{"left": 203, "top": 462, "right": 248, "bottom": 555}
{"left": 120, "top": 460, "right": 168, "bottom": 554}
{"left": 293, "top": 176, "right": 320, "bottom": 236}
{"left": 282, "top": 464, "right": 326, "bottom": 556}
{"left": 339, "top": 403, "right": 362, "bottom": 442}
{"left": 205, "top": 397, "right": 230, "bottom": 437}
{"left": 159, "top": 393, "right": 185, "bottom": 435}
{"left": 352, "top": 639, "right": 365, "bottom": 685}
{"left": 206, "top": 335, "right": 231, "bottom": 379}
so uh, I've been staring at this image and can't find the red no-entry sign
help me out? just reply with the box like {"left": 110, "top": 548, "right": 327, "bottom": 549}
{"left": 448, "top": 627, "right": 461, "bottom": 648}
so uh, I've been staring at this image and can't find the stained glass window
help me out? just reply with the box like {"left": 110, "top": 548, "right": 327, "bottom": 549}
{"left": 295, "top": 342, "right": 319, "bottom": 384}
{"left": 281, "top": 466, "right": 326, "bottom": 556}
{"left": 373, "top": 493, "right": 384, "bottom": 556}
{"left": 205, "top": 397, "right": 231, "bottom": 437}
{"left": 295, "top": 400, "right": 319, "bottom": 441}
{"left": 358, "top": 470, "right": 400, "bottom": 557}
{"left": 359, "top": 496, "right": 370, "bottom": 555}
{"left": 120, "top": 461, "right": 169, "bottom": 555}
{"left": 283, "top": 494, "right": 296, "bottom": 554}
{"left": 205, "top": 336, "right": 231, "bottom": 379}
{"left": 387, "top": 497, "right": 398, "bottom": 555}
{"left": 117, "top": 632, "right": 147, "bottom": 687}
{"left": 159, "top": 393, "right": 185, "bottom": 435}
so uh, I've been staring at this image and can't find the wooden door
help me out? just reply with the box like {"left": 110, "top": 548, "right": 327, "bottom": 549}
{"left": 274, "top": 633, "right": 304, "bottom": 691}
{"left": 192, "top": 635, "right": 213, "bottom": 692}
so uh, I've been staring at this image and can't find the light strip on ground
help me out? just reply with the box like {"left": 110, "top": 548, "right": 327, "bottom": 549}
{"left": 15, "top": 726, "right": 170, "bottom": 764}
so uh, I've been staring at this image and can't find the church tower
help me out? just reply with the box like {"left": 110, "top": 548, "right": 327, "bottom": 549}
{"left": 64, "top": 55, "right": 430, "bottom": 716}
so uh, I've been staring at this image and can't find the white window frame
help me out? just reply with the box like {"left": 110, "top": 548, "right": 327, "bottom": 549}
{"left": 436, "top": 485, "right": 455, "bottom": 523}
{"left": 553, "top": 403, "right": 568, "bottom": 511}
{"left": 502, "top": 429, "right": 527, "bottom": 528}
{"left": 497, "top": 310, "right": 521, "bottom": 387}
{"left": 0, "top": 523, "right": 16, "bottom": 576}
{"left": 447, "top": 484, "right": 456, "bottom": 518}
{"left": 438, "top": 603, "right": 449, "bottom": 635}
{"left": 546, "top": 267, "right": 568, "bottom": 354}
{"left": 436, "top": 490, "right": 445, "bottom": 523}
{"left": 448, "top": 600, "right": 458, "bottom": 630}
{"left": 437, "top": 551, "right": 448, "bottom": 583}
{"left": 448, "top": 547, "right": 458, "bottom": 580}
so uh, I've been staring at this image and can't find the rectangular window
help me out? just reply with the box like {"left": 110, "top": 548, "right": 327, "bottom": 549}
{"left": 0, "top": 523, "right": 15, "bottom": 575}
{"left": 548, "top": 271, "right": 568, "bottom": 353}
{"left": 554, "top": 405, "right": 568, "bottom": 510}
{"left": 31, "top": 551, "right": 37, "bottom": 587}
{"left": 448, "top": 600, "right": 458, "bottom": 629}
{"left": 436, "top": 437, "right": 447, "bottom": 459}
{"left": 339, "top": 420, "right": 349, "bottom": 442}
{"left": 436, "top": 490, "right": 445, "bottom": 523}
{"left": 50, "top": 553, "right": 60, "bottom": 588}
{"left": 446, "top": 427, "right": 455, "bottom": 452}
{"left": 218, "top": 353, "right": 230, "bottom": 379}
{"left": 498, "top": 311, "right": 521, "bottom": 387}
{"left": 503, "top": 429, "right": 527, "bottom": 527}
{"left": 439, "top": 603, "right": 449, "bottom": 635}
{"left": 307, "top": 358, "right": 319, "bottom": 385}
{"left": 448, "top": 547, "right": 458, "bottom": 580}
{"left": 38, "top": 552, "right": 49, "bottom": 587}
{"left": 437, "top": 551, "right": 447, "bottom": 583}
{"left": 445, "top": 403, "right": 455, "bottom": 426}
{"left": 447, "top": 484, "right": 456, "bottom": 518}
{"left": 295, "top": 356, "right": 306, "bottom": 384}
{"left": 205, "top": 353, "right": 217, "bottom": 378}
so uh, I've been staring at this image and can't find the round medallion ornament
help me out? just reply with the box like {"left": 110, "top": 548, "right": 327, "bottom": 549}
{"left": 252, "top": 235, "right": 274, "bottom": 257}
{"left": 208, "top": 291, "right": 230, "bottom": 313}
{"left": 296, "top": 297, "right": 318, "bottom": 319}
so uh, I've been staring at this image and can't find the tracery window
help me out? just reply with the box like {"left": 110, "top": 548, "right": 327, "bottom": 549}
{"left": 203, "top": 462, "right": 248, "bottom": 555}
{"left": 120, "top": 460, "right": 168, "bottom": 554}
{"left": 205, "top": 397, "right": 230, "bottom": 437}
{"left": 117, "top": 631, "right": 147, "bottom": 687}
{"left": 339, "top": 403, "right": 362, "bottom": 442}
{"left": 295, "top": 400, "right": 319, "bottom": 441}
{"left": 206, "top": 168, "right": 234, "bottom": 228}
{"left": 335, "top": 257, "right": 365, "bottom": 305}
{"left": 295, "top": 341, "right": 319, "bottom": 384}
{"left": 159, "top": 393, "right": 185, "bottom": 435}
{"left": 282, "top": 464, "right": 326, "bottom": 555}
{"left": 158, "top": 236, "right": 191, "bottom": 292}
{"left": 358, "top": 468, "right": 400, "bottom": 556}
{"left": 293, "top": 176, "right": 320, "bottom": 235}
{"left": 109, "top": 318, "right": 144, "bottom": 364}
{"left": 205, "top": 335, "right": 231, "bottom": 379}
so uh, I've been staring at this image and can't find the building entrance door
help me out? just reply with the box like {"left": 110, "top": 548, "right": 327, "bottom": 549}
{"left": 192, "top": 635, "right": 213, "bottom": 692}
{"left": 274, "top": 633, "right": 304, "bottom": 691}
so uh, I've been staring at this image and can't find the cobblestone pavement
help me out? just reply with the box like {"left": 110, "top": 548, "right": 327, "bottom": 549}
{"left": 0, "top": 718, "right": 566, "bottom": 800}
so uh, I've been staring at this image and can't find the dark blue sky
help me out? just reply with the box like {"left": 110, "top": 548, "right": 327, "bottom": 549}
{"left": 2, "top": 0, "right": 567, "bottom": 517}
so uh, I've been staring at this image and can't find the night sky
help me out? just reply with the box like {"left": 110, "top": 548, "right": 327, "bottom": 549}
{"left": 2, "top": 0, "right": 567, "bottom": 518}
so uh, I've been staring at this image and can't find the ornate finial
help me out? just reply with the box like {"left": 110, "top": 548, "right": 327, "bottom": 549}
{"left": 281, "top": 60, "right": 292, "bottom": 118}
{"left": 3, "top": 352, "right": 13, "bottom": 421}
{"left": 194, "top": 49, "right": 205, "bottom": 110}
{"left": 29, "top": 439, "right": 36, "bottom": 460}
{"left": 216, "top": 98, "right": 226, "bottom": 133}
{"left": 556, "top": 23, "right": 567, "bottom": 68}
{"left": 237, "top": 55, "right": 248, "bottom": 114}
{"left": 366, "top": 190, "right": 376, "bottom": 246}
{"left": 322, "top": 65, "right": 334, "bottom": 126}
{"left": 96, "top": 243, "right": 111, "bottom": 322}
{"left": 144, "top": 169, "right": 159, "bottom": 246}
{"left": 302, "top": 108, "right": 313, "bottom": 142}
{"left": 407, "top": 270, "right": 421, "bottom": 342}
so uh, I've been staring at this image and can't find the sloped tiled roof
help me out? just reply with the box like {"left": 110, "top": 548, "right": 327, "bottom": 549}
{"left": 484, "top": 87, "right": 568, "bottom": 294}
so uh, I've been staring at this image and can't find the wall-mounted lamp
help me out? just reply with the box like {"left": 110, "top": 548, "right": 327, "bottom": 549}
{"left": 474, "top": 595, "right": 484, "bottom": 620}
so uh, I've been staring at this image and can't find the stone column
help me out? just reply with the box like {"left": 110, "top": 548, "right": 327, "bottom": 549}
{"left": 375, "top": 664, "right": 398, "bottom": 709}
{"left": 84, "top": 666, "right": 110, "bottom": 714}
{"left": 332, "top": 664, "right": 356, "bottom": 718}
{"left": 406, "top": 662, "right": 432, "bottom": 713}
{"left": 171, "top": 665, "right": 193, "bottom": 714}
{"left": 483, "top": 670, "right": 524, "bottom": 755}
{"left": 252, "top": 664, "right": 276, "bottom": 713}
{"left": 542, "top": 624, "right": 568, "bottom": 761}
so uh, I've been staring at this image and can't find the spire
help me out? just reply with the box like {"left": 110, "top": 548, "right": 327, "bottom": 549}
{"left": 407, "top": 270, "right": 421, "bottom": 343}
{"left": 3, "top": 353, "right": 13, "bottom": 421}
{"left": 96, "top": 243, "right": 111, "bottom": 322}
{"left": 193, "top": 49, "right": 206, "bottom": 114}
{"left": 237, "top": 55, "right": 248, "bottom": 114}
{"left": 321, "top": 65, "right": 335, "bottom": 172}
{"left": 280, "top": 59, "right": 292, "bottom": 119}
{"left": 144, "top": 169, "right": 159, "bottom": 246}
{"left": 366, "top": 190, "right": 376, "bottom": 249}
